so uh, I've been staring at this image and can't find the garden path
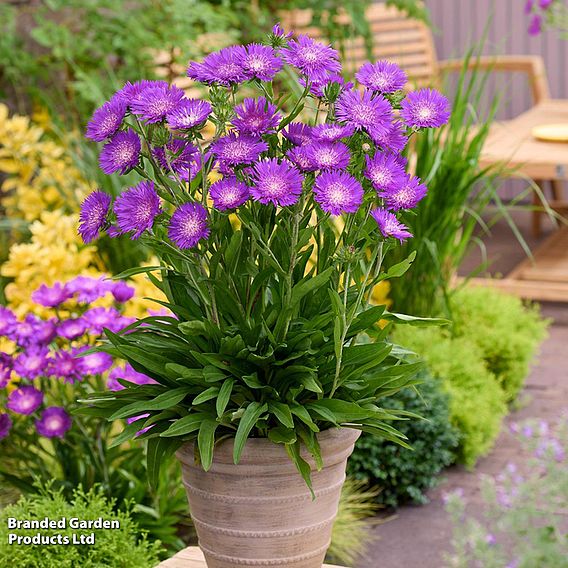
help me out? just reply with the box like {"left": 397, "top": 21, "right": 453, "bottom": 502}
{"left": 359, "top": 211, "right": 568, "bottom": 568}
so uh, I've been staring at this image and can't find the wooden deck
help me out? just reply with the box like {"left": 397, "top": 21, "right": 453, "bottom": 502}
{"left": 466, "top": 226, "right": 568, "bottom": 302}
{"left": 157, "top": 547, "right": 347, "bottom": 568}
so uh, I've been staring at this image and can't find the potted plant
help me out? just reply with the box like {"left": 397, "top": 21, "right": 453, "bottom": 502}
{"left": 78, "top": 24, "right": 449, "bottom": 567}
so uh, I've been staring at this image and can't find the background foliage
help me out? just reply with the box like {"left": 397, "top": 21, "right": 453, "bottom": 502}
{"left": 348, "top": 369, "right": 459, "bottom": 507}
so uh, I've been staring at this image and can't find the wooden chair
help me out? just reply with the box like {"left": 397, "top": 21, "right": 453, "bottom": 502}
{"left": 281, "top": 3, "right": 560, "bottom": 236}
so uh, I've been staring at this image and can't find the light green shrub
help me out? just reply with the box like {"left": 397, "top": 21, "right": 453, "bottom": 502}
{"left": 0, "top": 486, "right": 162, "bottom": 568}
{"left": 327, "top": 478, "right": 380, "bottom": 566}
{"left": 451, "top": 287, "right": 549, "bottom": 401}
{"left": 392, "top": 326, "right": 507, "bottom": 467}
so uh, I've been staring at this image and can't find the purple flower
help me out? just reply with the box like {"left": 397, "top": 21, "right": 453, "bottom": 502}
{"left": 35, "top": 320, "right": 57, "bottom": 345}
{"left": 356, "top": 61, "right": 407, "bottom": 93}
{"left": 84, "top": 307, "right": 121, "bottom": 334}
{"left": 400, "top": 88, "right": 450, "bottom": 129}
{"left": 379, "top": 174, "right": 427, "bottom": 211}
{"left": 271, "top": 23, "right": 293, "bottom": 40}
{"left": 10, "top": 314, "right": 51, "bottom": 347}
{"left": 211, "top": 133, "right": 268, "bottom": 167}
{"left": 130, "top": 84, "right": 185, "bottom": 124}
{"left": 281, "top": 35, "right": 341, "bottom": 82}
{"left": 0, "top": 307, "right": 17, "bottom": 337}
{"left": 335, "top": 89, "right": 393, "bottom": 142}
{"left": 187, "top": 45, "right": 248, "bottom": 86}
{"left": 312, "top": 123, "right": 355, "bottom": 142}
{"left": 371, "top": 208, "right": 413, "bottom": 242}
{"left": 485, "top": 534, "right": 497, "bottom": 546}
{"left": 0, "top": 355, "right": 12, "bottom": 388}
{"left": 168, "top": 202, "right": 210, "bottom": 249}
{"left": 300, "top": 73, "right": 351, "bottom": 99}
{"left": 7, "top": 386, "right": 43, "bottom": 415}
{"left": 540, "top": 0, "right": 553, "bottom": 9}
{"left": 114, "top": 180, "right": 162, "bottom": 239}
{"left": 525, "top": 0, "right": 535, "bottom": 13}
{"left": 108, "top": 363, "right": 156, "bottom": 391}
{"left": 210, "top": 177, "right": 250, "bottom": 210}
{"left": 287, "top": 146, "right": 316, "bottom": 172}
{"left": 242, "top": 44, "right": 283, "bottom": 81}
{"left": 154, "top": 139, "right": 200, "bottom": 181}
{"left": 86, "top": 96, "right": 127, "bottom": 142}
{"left": 250, "top": 159, "right": 303, "bottom": 207}
{"left": 35, "top": 407, "right": 72, "bottom": 438}
{"left": 127, "top": 413, "right": 153, "bottom": 436}
{"left": 106, "top": 315, "right": 136, "bottom": 334}
{"left": 79, "top": 351, "right": 114, "bottom": 375}
{"left": 32, "top": 282, "right": 72, "bottom": 308}
{"left": 49, "top": 350, "right": 81, "bottom": 383}
{"left": 111, "top": 281, "right": 135, "bottom": 303}
{"left": 58, "top": 318, "right": 88, "bottom": 340}
{"left": 166, "top": 98, "right": 212, "bottom": 130}
{"left": 313, "top": 171, "right": 363, "bottom": 215}
{"left": 66, "top": 276, "right": 110, "bottom": 303}
{"left": 528, "top": 13, "right": 543, "bottom": 35}
{"left": 374, "top": 121, "right": 408, "bottom": 153}
{"left": 365, "top": 152, "right": 407, "bottom": 192}
{"left": 283, "top": 122, "right": 313, "bottom": 146}
{"left": 0, "top": 414, "right": 12, "bottom": 439}
{"left": 14, "top": 348, "right": 49, "bottom": 379}
{"left": 232, "top": 97, "right": 281, "bottom": 137}
{"left": 115, "top": 80, "right": 169, "bottom": 107}
{"left": 78, "top": 191, "right": 111, "bottom": 243}
{"left": 99, "top": 130, "right": 141, "bottom": 175}
{"left": 305, "top": 141, "right": 350, "bottom": 170}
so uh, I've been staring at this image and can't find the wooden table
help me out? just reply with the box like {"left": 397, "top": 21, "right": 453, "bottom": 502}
{"left": 157, "top": 546, "right": 347, "bottom": 568}
{"left": 473, "top": 99, "right": 568, "bottom": 302}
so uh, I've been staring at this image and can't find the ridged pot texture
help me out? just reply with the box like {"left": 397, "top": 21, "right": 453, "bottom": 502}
{"left": 177, "top": 427, "right": 360, "bottom": 568}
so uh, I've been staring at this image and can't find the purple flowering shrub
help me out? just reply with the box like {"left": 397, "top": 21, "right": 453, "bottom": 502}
{"left": 0, "top": 276, "right": 152, "bottom": 480}
{"left": 525, "top": 0, "right": 565, "bottom": 36}
{"left": 79, "top": 25, "right": 450, "bottom": 488}
{"left": 445, "top": 417, "right": 568, "bottom": 568}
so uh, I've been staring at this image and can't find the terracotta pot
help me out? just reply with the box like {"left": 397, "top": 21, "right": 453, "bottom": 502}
{"left": 177, "top": 427, "right": 360, "bottom": 568}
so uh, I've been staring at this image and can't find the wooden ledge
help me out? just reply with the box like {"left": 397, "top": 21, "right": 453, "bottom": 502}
{"left": 157, "top": 546, "right": 347, "bottom": 567}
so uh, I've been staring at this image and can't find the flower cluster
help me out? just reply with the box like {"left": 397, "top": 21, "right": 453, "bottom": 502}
{"left": 0, "top": 277, "right": 154, "bottom": 442}
{"left": 81, "top": 28, "right": 449, "bottom": 248}
{"left": 525, "top": 0, "right": 557, "bottom": 35}
{"left": 444, "top": 417, "right": 568, "bottom": 568}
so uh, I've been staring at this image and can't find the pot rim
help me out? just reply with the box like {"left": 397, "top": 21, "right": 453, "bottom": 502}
{"left": 177, "top": 426, "right": 361, "bottom": 467}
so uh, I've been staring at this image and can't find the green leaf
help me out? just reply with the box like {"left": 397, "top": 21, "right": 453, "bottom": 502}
{"left": 268, "top": 426, "right": 297, "bottom": 444}
{"left": 216, "top": 378, "right": 234, "bottom": 417}
{"left": 285, "top": 441, "right": 314, "bottom": 498}
{"left": 269, "top": 401, "right": 294, "bottom": 429}
{"left": 382, "top": 312, "right": 451, "bottom": 327}
{"left": 290, "top": 404, "right": 320, "bottom": 432}
{"left": 233, "top": 402, "right": 268, "bottom": 464}
{"left": 378, "top": 251, "right": 417, "bottom": 281}
{"left": 161, "top": 413, "right": 207, "bottom": 437}
{"left": 109, "top": 420, "right": 143, "bottom": 448}
{"left": 146, "top": 438, "right": 182, "bottom": 488}
{"left": 109, "top": 388, "right": 190, "bottom": 420}
{"left": 111, "top": 265, "right": 165, "bottom": 280}
{"left": 192, "top": 387, "right": 220, "bottom": 406}
{"left": 307, "top": 399, "right": 376, "bottom": 423}
{"left": 198, "top": 419, "right": 219, "bottom": 471}
{"left": 290, "top": 267, "right": 334, "bottom": 308}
